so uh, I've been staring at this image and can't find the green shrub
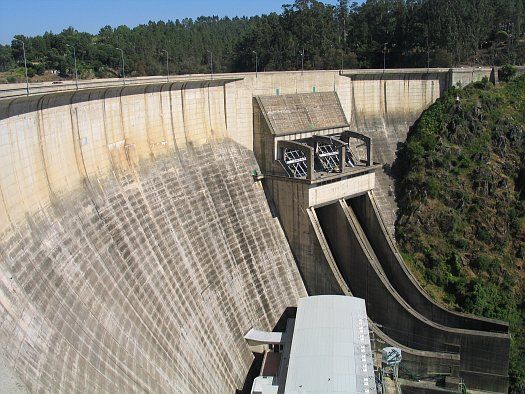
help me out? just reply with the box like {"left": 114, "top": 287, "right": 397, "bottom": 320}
{"left": 471, "top": 254, "right": 500, "bottom": 273}
{"left": 431, "top": 49, "right": 452, "bottom": 67}
{"left": 35, "top": 63, "right": 45, "bottom": 75}
{"left": 426, "top": 178, "right": 441, "bottom": 198}
{"left": 473, "top": 76, "right": 492, "bottom": 89}
{"left": 475, "top": 226, "right": 491, "bottom": 242}
{"left": 451, "top": 236, "right": 468, "bottom": 250}
{"left": 500, "top": 64, "right": 517, "bottom": 82}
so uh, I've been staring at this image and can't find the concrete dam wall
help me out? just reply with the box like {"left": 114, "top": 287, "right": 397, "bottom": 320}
{"left": 0, "top": 69, "right": 494, "bottom": 392}
{"left": 0, "top": 79, "right": 310, "bottom": 392}
{"left": 346, "top": 68, "right": 492, "bottom": 235}
{"left": 1, "top": 141, "right": 307, "bottom": 392}
{"left": 347, "top": 72, "right": 446, "bottom": 236}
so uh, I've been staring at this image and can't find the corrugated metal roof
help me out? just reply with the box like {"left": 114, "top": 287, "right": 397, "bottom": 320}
{"left": 284, "top": 296, "right": 376, "bottom": 394}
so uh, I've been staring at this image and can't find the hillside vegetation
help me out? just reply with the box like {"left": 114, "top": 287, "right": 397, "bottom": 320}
{"left": 2, "top": 0, "right": 525, "bottom": 82}
{"left": 394, "top": 75, "right": 525, "bottom": 390}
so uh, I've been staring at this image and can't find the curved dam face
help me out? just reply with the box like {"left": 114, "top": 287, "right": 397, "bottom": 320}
{"left": 0, "top": 69, "right": 493, "bottom": 392}
{"left": 0, "top": 80, "right": 310, "bottom": 392}
{"left": 1, "top": 140, "right": 307, "bottom": 392}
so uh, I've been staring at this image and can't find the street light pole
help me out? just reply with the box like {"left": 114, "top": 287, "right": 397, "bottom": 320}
{"left": 426, "top": 36, "right": 430, "bottom": 69}
{"left": 383, "top": 43, "right": 387, "bottom": 70}
{"left": 66, "top": 44, "right": 79, "bottom": 90}
{"left": 162, "top": 49, "right": 169, "bottom": 82}
{"left": 252, "top": 50, "right": 258, "bottom": 78}
{"left": 207, "top": 50, "right": 213, "bottom": 80}
{"left": 300, "top": 48, "right": 304, "bottom": 75}
{"left": 116, "top": 47, "right": 125, "bottom": 85}
{"left": 14, "top": 39, "right": 29, "bottom": 95}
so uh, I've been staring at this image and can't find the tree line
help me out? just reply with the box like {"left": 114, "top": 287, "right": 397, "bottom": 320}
{"left": 1, "top": 0, "right": 525, "bottom": 82}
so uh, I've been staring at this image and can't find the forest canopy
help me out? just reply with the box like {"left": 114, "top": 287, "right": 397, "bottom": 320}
{"left": 1, "top": 0, "right": 525, "bottom": 82}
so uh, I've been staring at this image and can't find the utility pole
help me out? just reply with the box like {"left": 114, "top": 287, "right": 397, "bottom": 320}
{"left": 14, "top": 39, "right": 29, "bottom": 95}
{"left": 252, "top": 50, "right": 258, "bottom": 78}
{"left": 207, "top": 50, "right": 213, "bottom": 80}
{"left": 66, "top": 44, "right": 79, "bottom": 90}
{"left": 162, "top": 49, "right": 169, "bottom": 82}
{"left": 116, "top": 47, "right": 125, "bottom": 85}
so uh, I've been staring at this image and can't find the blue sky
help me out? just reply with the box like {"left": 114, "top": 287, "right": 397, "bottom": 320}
{"left": 0, "top": 0, "right": 343, "bottom": 45}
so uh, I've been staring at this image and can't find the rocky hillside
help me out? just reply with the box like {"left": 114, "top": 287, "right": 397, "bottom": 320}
{"left": 394, "top": 75, "right": 525, "bottom": 390}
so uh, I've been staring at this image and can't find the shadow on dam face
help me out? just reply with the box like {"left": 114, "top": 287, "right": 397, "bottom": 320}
{"left": 0, "top": 140, "right": 306, "bottom": 392}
